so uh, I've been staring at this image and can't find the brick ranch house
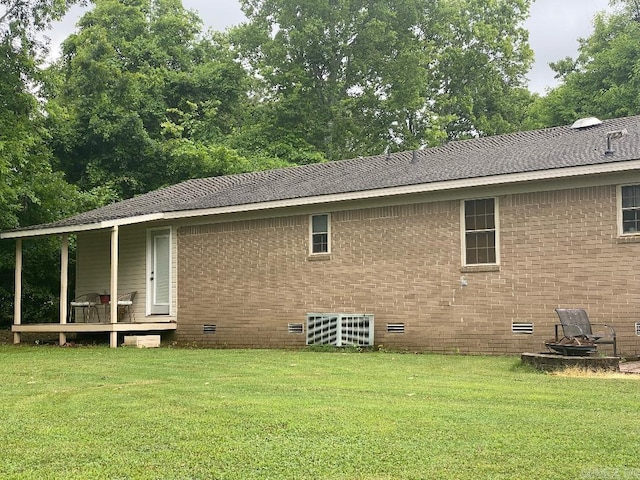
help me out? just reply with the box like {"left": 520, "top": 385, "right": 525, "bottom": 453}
{"left": 2, "top": 115, "right": 640, "bottom": 355}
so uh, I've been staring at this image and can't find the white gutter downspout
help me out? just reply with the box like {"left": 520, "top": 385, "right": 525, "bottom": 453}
{"left": 109, "top": 226, "right": 119, "bottom": 348}
{"left": 59, "top": 235, "right": 69, "bottom": 346}
{"left": 13, "top": 239, "right": 22, "bottom": 345}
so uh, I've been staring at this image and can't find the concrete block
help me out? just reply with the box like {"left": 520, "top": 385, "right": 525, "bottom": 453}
{"left": 123, "top": 335, "right": 161, "bottom": 348}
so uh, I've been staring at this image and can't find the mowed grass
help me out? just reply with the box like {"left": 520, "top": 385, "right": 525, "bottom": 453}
{"left": 0, "top": 346, "right": 639, "bottom": 480}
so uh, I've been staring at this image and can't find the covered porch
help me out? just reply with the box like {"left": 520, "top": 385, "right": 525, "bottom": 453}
{"left": 3, "top": 214, "right": 176, "bottom": 348}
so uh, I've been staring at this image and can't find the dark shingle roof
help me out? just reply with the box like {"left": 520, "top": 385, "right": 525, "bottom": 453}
{"left": 7, "top": 115, "right": 640, "bottom": 234}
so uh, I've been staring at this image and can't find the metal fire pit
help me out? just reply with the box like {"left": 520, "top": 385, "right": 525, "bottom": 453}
{"left": 545, "top": 343, "right": 597, "bottom": 356}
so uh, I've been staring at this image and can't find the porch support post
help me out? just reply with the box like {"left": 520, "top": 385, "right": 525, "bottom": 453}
{"left": 109, "top": 226, "right": 119, "bottom": 348}
{"left": 59, "top": 234, "right": 69, "bottom": 346}
{"left": 13, "top": 239, "right": 22, "bottom": 345}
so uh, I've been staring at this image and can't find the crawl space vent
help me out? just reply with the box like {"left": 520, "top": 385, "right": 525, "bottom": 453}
{"left": 203, "top": 324, "right": 217, "bottom": 334}
{"left": 512, "top": 322, "right": 534, "bottom": 334}
{"left": 386, "top": 323, "right": 405, "bottom": 334}
{"left": 288, "top": 323, "right": 304, "bottom": 334}
{"left": 636, "top": 323, "right": 640, "bottom": 336}
{"left": 306, "top": 314, "right": 374, "bottom": 347}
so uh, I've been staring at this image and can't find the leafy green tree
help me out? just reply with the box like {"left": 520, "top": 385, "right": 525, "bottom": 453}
{"left": 432, "top": 0, "right": 534, "bottom": 140}
{"left": 234, "top": 0, "right": 534, "bottom": 160}
{"left": 1, "top": 0, "right": 83, "bottom": 30}
{"left": 0, "top": 0, "right": 104, "bottom": 325}
{"left": 526, "top": 0, "right": 640, "bottom": 128}
{"left": 0, "top": 68, "right": 104, "bottom": 325}
{"left": 0, "top": 0, "right": 88, "bottom": 229}
{"left": 46, "top": 0, "right": 259, "bottom": 199}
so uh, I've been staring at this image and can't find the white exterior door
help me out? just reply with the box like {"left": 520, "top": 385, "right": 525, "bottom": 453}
{"left": 148, "top": 228, "right": 171, "bottom": 315}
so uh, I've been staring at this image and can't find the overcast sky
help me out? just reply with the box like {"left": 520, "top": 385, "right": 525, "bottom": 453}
{"left": 48, "top": 0, "right": 613, "bottom": 95}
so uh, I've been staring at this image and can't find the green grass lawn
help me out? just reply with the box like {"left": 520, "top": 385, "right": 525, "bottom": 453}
{"left": 0, "top": 346, "right": 638, "bottom": 480}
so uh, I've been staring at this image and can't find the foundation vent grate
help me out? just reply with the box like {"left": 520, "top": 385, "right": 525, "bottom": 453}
{"left": 306, "top": 314, "right": 374, "bottom": 347}
{"left": 512, "top": 322, "right": 534, "bottom": 334}
{"left": 386, "top": 323, "right": 405, "bottom": 333}
{"left": 288, "top": 323, "right": 304, "bottom": 334}
{"left": 203, "top": 324, "right": 217, "bottom": 334}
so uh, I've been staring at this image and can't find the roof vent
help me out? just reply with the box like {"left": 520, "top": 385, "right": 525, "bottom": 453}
{"left": 605, "top": 129, "right": 628, "bottom": 156}
{"left": 570, "top": 117, "right": 602, "bottom": 129}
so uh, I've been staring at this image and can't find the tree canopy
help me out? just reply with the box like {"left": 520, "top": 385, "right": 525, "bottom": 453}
{"left": 45, "top": 0, "right": 274, "bottom": 199}
{"left": 0, "top": 0, "right": 89, "bottom": 231}
{"left": 233, "top": 0, "right": 534, "bottom": 160}
{"left": 0, "top": 0, "right": 98, "bottom": 324}
{"left": 527, "top": 0, "right": 640, "bottom": 128}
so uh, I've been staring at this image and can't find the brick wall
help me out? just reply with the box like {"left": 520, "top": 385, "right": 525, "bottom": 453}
{"left": 176, "top": 185, "right": 640, "bottom": 356}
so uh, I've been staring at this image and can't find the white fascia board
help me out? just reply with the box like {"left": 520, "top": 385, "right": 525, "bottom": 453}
{"left": 0, "top": 222, "right": 103, "bottom": 239}
{"left": 4, "top": 160, "right": 640, "bottom": 238}
{"left": 165, "top": 160, "right": 640, "bottom": 220}
{"left": 102, "top": 213, "right": 165, "bottom": 228}
{"left": 0, "top": 213, "right": 165, "bottom": 239}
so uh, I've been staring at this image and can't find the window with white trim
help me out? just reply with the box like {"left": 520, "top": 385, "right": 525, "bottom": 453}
{"left": 621, "top": 185, "right": 640, "bottom": 234}
{"left": 463, "top": 198, "right": 497, "bottom": 265}
{"left": 310, "top": 214, "right": 330, "bottom": 254}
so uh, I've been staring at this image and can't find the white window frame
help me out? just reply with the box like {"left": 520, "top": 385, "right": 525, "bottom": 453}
{"left": 461, "top": 198, "right": 500, "bottom": 266}
{"left": 618, "top": 184, "right": 640, "bottom": 236}
{"left": 309, "top": 213, "right": 331, "bottom": 255}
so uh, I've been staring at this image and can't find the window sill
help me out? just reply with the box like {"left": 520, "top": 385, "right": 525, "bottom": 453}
{"left": 307, "top": 254, "right": 332, "bottom": 262}
{"left": 461, "top": 264, "right": 500, "bottom": 273}
{"left": 616, "top": 234, "right": 640, "bottom": 244}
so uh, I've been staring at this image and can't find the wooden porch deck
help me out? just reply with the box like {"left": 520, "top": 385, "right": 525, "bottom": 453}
{"left": 11, "top": 321, "right": 177, "bottom": 347}
{"left": 12, "top": 321, "right": 177, "bottom": 334}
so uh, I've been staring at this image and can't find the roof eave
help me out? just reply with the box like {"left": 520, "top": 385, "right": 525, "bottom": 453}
{"left": 2, "top": 159, "right": 640, "bottom": 240}
{"left": 0, "top": 213, "right": 166, "bottom": 239}
{"left": 165, "top": 159, "right": 640, "bottom": 220}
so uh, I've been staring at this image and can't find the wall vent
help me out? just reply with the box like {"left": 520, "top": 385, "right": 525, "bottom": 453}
{"left": 512, "top": 322, "right": 534, "bottom": 334}
{"left": 288, "top": 323, "right": 304, "bottom": 334}
{"left": 387, "top": 323, "right": 405, "bottom": 333}
{"left": 306, "top": 314, "right": 374, "bottom": 346}
{"left": 636, "top": 323, "right": 640, "bottom": 336}
{"left": 203, "top": 324, "right": 217, "bottom": 334}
